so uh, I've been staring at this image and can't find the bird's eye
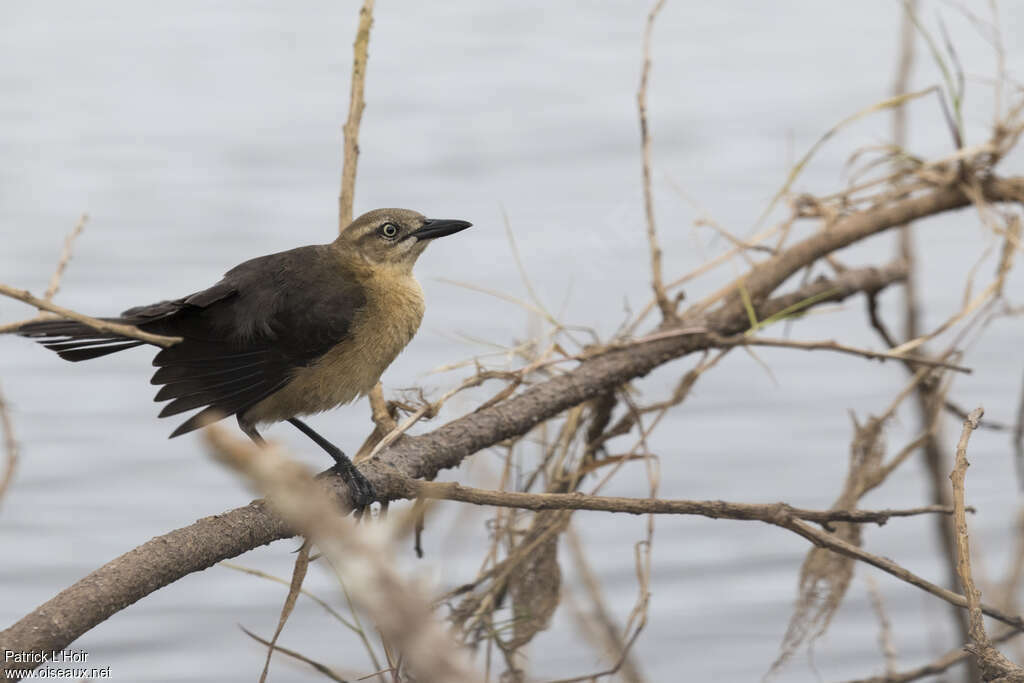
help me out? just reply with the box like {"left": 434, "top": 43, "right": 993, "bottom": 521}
{"left": 379, "top": 223, "right": 399, "bottom": 239}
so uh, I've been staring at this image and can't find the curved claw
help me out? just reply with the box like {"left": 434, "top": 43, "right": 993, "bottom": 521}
{"left": 330, "top": 461, "right": 376, "bottom": 518}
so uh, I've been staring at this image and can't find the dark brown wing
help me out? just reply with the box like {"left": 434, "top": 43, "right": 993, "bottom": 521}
{"left": 141, "top": 245, "right": 366, "bottom": 436}
{"left": 21, "top": 244, "right": 366, "bottom": 437}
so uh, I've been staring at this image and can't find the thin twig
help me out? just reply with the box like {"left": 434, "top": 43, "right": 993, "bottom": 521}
{"left": 865, "top": 575, "right": 899, "bottom": 676}
{"left": 779, "top": 515, "right": 1024, "bottom": 633}
{"left": 0, "top": 283, "right": 180, "bottom": 347}
{"left": 706, "top": 333, "right": 972, "bottom": 374}
{"left": 338, "top": 0, "right": 375, "bottom": 231}
{"left": 414, "top": 481, "right": 964, "bottom": 527}
{"left": 1014, "top": 368, "right": 1024, "bottom": 482}
{"left": 637, "top": 0, "right": 674, "bottom": 322}
{"left": 565, "top": 527, "right": 645, "bottom": 682}
{"left": 951, "top": 408, "right": 1024, "bottom": 679}
{"left": 219, "top": 562, "right": 362, "bottom": 633}
{"left": 951, "top": 407, "right": 987, "bottom": 643}
{"left": 241, "top": 627, "right": 350, "bottom": 683}
{"left": 945, "top": 398, "right": 1013, "bottom": 431}
{"left": 257, "top": 542, "right": 311, "bottom": 683}
{"left": 841, "top": 627, "right": 1023, "bottom": 682}
{"left": 43, "top": 213, "right": 87, "bottom": 302}
{"left": 0, "top": 382, "right": 17, "bottom": 508}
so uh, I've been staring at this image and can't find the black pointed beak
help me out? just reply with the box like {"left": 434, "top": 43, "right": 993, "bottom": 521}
{"left": 412, "top": 218, "right": 472, "bottom": 241}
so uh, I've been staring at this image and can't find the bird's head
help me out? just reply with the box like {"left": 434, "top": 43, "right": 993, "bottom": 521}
{"left": 337, "top": 208, "right": 472, "bottom": 271}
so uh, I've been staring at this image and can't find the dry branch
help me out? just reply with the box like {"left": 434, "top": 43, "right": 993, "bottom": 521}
{"left": 706, "top": 333, "right": 972, "bottom": 373}
{"left": 865, "top": 575, "right": 898, "bottom": 677}
{"left": 637, "top": 0, "right": 674, "bottom": 321}
{"left": 693, "top": 175, "right": 1024, "bottom": 321}
{"left": 951, "top": 407, "right": 1024, "bottom": 681}
{"left": 844, "top": 628, "right": 1023, "bottom": 683}
{"left": 338, "top": 0, "right": 375, "bottom": 231}
{"left": 256, "top": 542, "right": 310, "bottom": 683}
{"left": 0, "top": 382, "right": 17, "bottom": 508}
{"left": 42, "top": 213, "right": 87, "bottom": 302}
{"left": 241, "top": 628, "right": 348, "bottom": 683}
{"left": 0, "top": 283, "right": 181, "bottom": 347}
{"left": 778, "top": 515, "right": 1024, "bottom": 632}
{"left": 564, "top": 528, "right": 645, "bottom": 683}
{"left": 953, "top": 407, "right": 988, "bottom": 644}
{"left": 415, "top": 481, "right": 963, "bottom": 527}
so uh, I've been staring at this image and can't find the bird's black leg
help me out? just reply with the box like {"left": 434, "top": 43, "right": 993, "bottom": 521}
{"left": 287, "top": 417, "right": 376, "bottom": 514}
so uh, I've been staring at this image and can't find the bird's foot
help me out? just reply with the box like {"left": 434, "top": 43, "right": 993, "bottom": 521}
{"left": 285, "top": 418, "right": 375, "bottom": 516}
{"left": 328, "top": 458, "right": 377, "bottom": 518}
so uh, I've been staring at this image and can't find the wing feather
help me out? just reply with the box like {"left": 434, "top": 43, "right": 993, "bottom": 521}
{"left": 27, "top": 244, "right": 366, "bottom": 437}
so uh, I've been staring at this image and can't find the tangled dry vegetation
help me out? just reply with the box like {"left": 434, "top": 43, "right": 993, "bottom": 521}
{"left": 3, "top": 1, "right": 1024, "bottom": 681}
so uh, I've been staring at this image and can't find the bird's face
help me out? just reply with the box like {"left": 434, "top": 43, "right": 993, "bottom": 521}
{"left": 340, "top": 208, "right": 472, "bottom": 270}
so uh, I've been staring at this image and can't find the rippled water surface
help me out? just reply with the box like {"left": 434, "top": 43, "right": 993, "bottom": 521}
{"left": 3, "top": 2, "right": 1024, "bottom": 681}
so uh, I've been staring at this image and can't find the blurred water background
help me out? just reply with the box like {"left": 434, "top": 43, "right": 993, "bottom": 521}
{"left": 3, "top": 2, "right": 1024, "bottom": 681}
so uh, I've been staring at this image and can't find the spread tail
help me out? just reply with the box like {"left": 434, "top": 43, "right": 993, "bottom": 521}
{"left": 17, "top": 318, "right": 145, "bottom": 361}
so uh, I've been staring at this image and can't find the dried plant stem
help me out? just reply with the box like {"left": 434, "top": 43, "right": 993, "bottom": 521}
{"left": 951, "top": 408, "right": 1024, "bottom": 680}
{"left": 338, "top": 0, "right": 375, "bottom": 231}
{"left": 691, "top": 177, "right": 1024, "bottom": 319}
{"left": 565, "top": 528, "right": 645, "bottom": 683}
{"left": 0, "top": 283, "right": 180, "bottom": 347}
{"left": 865, "top": 575, "right": 898, "bottom": 676}
{"left": 780, "top": 515, "right": 1024, "bottom": 632}
{"left": 43, "top": 213, "right": 87, "bottom": 302}
{"left": 356, "top": 382, "right": 398, "bottom": 463}
{"left": 637, "top": 0, "right": 674, "bottom": 322}
{"left": 0, "top": 383, "right": 17, "bottom": 509}
{"left": 706, "top": 333, "right": 972, "bottom": 373}
{"left": 241, "top": 627, "right": 348, "bottom": 683}
{"left": 1016, "top": 369, "right": 1024, "bottom": 473}
{"left": 414, "top": 481, "right": 963, "bottom": 526}
{"left": 952, "top": 408, "right": 987, "bottom": 644}
{"left": 219, "top": 562, "right": 362, "bottom": 634}
{"left": 842, "top": 627, "right": 1023, "bottom": 683}
{"left": 256, "top": 542, "right": 310, "bottom": 683}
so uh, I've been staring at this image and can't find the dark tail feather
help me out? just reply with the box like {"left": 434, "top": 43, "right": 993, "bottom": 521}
{"left": 18, "top": 318, "right": 145, "bottom": 362}
{"left": 169, "top": 406, "right": 227, "bottom": 438}
{"left": 154, "top": 368, "right": 264, "bottom": 402}
{"left": 18, "top": 318, "right": 116, "bottom": 338}
{"left": 157, "top": 372, "right": 267, "bottom": 417}
{"left": 150, "top": 358, "right": 267, "bottom": 385}
{"left": 168, "top": 378, "right": 289, "bottom": 438}
{"left": 56, "top": 341, "right": 145, "bottom": 361}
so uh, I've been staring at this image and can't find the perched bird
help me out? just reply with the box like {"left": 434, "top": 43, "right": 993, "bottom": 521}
{"left": 17, "top": 208, "right": 472, "bottom": 508}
